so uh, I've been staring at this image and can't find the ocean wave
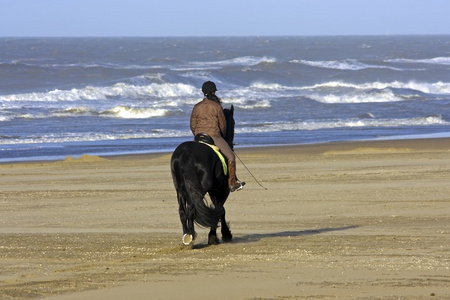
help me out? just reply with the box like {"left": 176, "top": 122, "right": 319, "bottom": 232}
{"left": 238, "top": 115, "right": 447, "bottom": 133}
{"left": 191, "top": 56, "right": 276, "bottom": 67}
{"left": 170, "top": 56, "right": 276, "bottom": 72}
{"left": 0, "top": 129, "right": 192, "bottom": 145}
{"left": 0, "top": 61, "right": 48, "bottom": 70}
{"left": 2, "top": 79, "right": 448, "bottom": 117}
{"left": 250, "top": 80, "right": 450, "bottom": 94}
{"left": 2, "top": 115, "right": 445, "bottom": 146}
{"left": 250, "top": 82, "right": 285, "bottom": 90}
{"left": 223, "top": 98, "right": 271, "bottom": 109}
{"left": 59, "top": 107, "right": 95, "bottom": 115}
{"left": 0, "top": 60, "right": 161, "bottom": 71}
{"left": 291, "top": 59, "right": 401, "bottom": 71}
{"left": 100, "top": 106, "right": 169, "bottom": 118}
{"left": 308, "top": 90, "right": 402, "bottom": 104}
{"left": 386, "top": 57, "right": 450, "bottom": 65}
{"left": 0, "top": 82, "right": 197, "bottom": 102}
{"left": 0, "top": 116, "right": 12, "bottom": 122}
{"left": 245, "top": 80, "right": 450, "bottom": 104}
{"left": 10, "top": 106, "right": 173, "bottom": 120}
{"left": 308, "top": 81, "right": 450, "bottom": 95}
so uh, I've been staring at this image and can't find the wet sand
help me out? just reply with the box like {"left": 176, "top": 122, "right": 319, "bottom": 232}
{"left": 1, "top": 138, "right": 449, "bottom": 299}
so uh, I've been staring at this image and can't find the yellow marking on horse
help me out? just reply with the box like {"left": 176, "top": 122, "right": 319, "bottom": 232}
{"left": 199, "top": 142, "right": 228, "bottom": 175}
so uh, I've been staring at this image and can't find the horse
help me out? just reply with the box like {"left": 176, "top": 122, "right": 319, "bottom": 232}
{"left": 170, "top": 105, "right": 235, "bottom": 246}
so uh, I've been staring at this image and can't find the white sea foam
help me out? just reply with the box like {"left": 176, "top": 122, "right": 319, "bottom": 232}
{"left": 250, "top": 80, "right": 450, "bottom": 94}
{"left": 13, "top": 61, "right": 161, "bottom": 71}
{"left": 250, "top": 83, "right": 285, "bottom": 90}
{"left": 292, "top": 59, "right": 401, "bottom": 71}
{"left": 0, "top": 82, "right": 197, "bottom": 102}
{"left": 60, "top": 107, "right": 95, "bottom": 115}
{"left": 1, "top": 80, "right": 448, "bottom": 109}
{"left": 190, "top": 56, "right": 276, "bottom": 67}
{"left": 223, "top": 98, "right": 271, "bottom": 109}
{"left": 242, "top": 81, "right": 449, "bottom": 106}
{"left": 386, "top": 57, "right": 450, "bottom": 65}
{"left": 3, "top": 115, "right": 445, "bottom": 146}
{"left": 16, "top": 105, "right": 173, "bottom": 120}
{"left": 0, "top": 116, "right": 11, "bottom": 122}
{"left": 101, "top": 106, "right": 168, "bottom": 119}
{"left": 1, "top": 79, "right": 449, "bottom": 124}
{"left": 0, "top": 129, "right": 192, "bottom": 145}
{"left": 304, "top": 81, "right": 450, "bottom": 94}
{"left": 237, "top": 115, "right": 447, "bottom": 134}
{"left": 308, "top": 89, "right": 402, "bottom": 104}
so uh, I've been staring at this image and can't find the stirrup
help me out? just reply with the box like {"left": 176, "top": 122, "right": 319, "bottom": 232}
{"left": 230, "top": 181, "right": 245, "bottom": 192}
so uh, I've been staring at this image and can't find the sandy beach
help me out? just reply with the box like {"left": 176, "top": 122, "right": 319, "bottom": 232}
{"left": 1, "top": 138, "right": 449, "bottom": 299}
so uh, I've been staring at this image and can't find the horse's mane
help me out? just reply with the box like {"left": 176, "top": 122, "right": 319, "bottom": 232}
{"left": 223, "top": 106, "right": 235, "bottom": 150}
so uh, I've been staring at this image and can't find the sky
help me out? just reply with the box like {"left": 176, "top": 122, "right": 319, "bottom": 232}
{"left": 1, "top": 0, "right": 449, "bottom": 37}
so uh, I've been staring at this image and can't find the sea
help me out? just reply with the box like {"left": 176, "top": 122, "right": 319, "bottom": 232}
{"left": 1, "top": 36, "right": 450, "bottom": 162}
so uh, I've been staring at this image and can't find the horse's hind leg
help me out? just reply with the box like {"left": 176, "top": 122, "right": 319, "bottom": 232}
{"left": 208, "top": 225, "right": 220, "bottom": 245}
{"left": 177, "top": 192, "right": 196, "bottom": 245}
{"left": 220, "top": 210, "right": 232, "bottom": 243}
{"left": 208, "top": 193, "right": 232, "bottom": 244}
{"left": 184, "top": 202, "right": 196, "bottom": 245}
{"left": 208, "top": 214, "right": 232, "bottom": 245}
{"left": 207, "top": 211, "right": 232, "bottom": 245}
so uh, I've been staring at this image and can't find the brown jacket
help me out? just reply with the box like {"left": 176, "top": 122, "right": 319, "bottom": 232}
{"left": 190, "top": 98, "right": 227, "bottom": 138}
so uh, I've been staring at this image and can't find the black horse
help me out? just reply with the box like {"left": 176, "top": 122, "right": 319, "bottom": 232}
{"left": 170, "top": 105, "right": 235, "bottom": 246}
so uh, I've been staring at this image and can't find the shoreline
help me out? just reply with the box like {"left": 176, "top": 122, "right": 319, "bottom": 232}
{"left": 2, "top": 136, "right": 450, "bottom": 165}
{"left": 1, "top": 137, "right": 449, "bottom": 299}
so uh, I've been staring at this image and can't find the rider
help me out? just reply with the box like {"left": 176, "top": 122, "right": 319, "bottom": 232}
{"left": 190, "top": 81, "right": 245, "bottom": 192}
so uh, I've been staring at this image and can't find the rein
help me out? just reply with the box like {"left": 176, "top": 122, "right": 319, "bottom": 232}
{"left": 233, "top": 150, "right": 267, "bottom": 190}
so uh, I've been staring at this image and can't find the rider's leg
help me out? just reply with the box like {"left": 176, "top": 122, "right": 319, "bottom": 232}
{"left": 213, "top": 137, "right": 245, "bottom": 192}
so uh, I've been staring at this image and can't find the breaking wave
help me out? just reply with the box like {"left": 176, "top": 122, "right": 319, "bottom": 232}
{"left": 2, "top": 115, "right": 446, "bottom": 146}
{"left": 192, "top": 56, "right": 276, "bottom": 67}
{"left": 238, "top": 115, "right": 447, "bottom": 133}
{"left": 248, "top": 81, "right": 450, "bottom": 103}
{"left": 291, "top": 59, "right": 402, "bottom": 71}
{"left": 0, "top": 82, "right": 197, "bottom": 102}
{"left": 386, "top": 57, "right": 450, "bottom": 65}
{"left": 100, "top": 106, "right": 168, "bottom": 118}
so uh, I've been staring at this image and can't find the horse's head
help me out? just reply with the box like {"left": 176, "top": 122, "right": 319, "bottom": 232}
{"left": 223, "top": 105, "right": 235, "bottom": 150}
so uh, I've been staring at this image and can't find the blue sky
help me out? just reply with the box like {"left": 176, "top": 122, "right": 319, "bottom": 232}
{"left": 1, "top": 0, "right": 449, "bottom": 37}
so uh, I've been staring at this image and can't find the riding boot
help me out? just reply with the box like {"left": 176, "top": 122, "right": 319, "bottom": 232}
{"left": 228, "top": 161, "right": 245, "bottom": 192}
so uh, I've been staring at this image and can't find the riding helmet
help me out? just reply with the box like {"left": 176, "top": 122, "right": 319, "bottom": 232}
{"left": 202, "top": 81, "right": 217, "bottom": 94}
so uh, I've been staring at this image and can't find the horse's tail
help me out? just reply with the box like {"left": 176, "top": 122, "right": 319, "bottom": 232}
{"left": 185, "top": 179, "right": 224, "bottom": 228}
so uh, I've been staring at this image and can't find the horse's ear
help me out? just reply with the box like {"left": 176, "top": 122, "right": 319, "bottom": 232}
{"left": 230, "top": 105, "right": 234, "bottom": 115}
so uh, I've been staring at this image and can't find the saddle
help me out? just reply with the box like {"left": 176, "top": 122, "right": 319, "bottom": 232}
{"left": 194, "top": 133, "right": 227, "bottom": 175}
{"left": 194, "top": 133, "right": 215, "bottom": 145}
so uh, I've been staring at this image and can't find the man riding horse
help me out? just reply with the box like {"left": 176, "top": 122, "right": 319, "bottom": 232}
{"left": 190, "top": 81, "right": 245, "bottom": 192}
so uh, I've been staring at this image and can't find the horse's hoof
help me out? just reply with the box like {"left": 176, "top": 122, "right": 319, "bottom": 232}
{"left": 208, "top": 235, "right": 220, "bottom": 245}
{"left": 222, "top": 235, "right": 233, "bottom": 243}
{"left": 182, "top": 234, "right": 193, "bottom": 245}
